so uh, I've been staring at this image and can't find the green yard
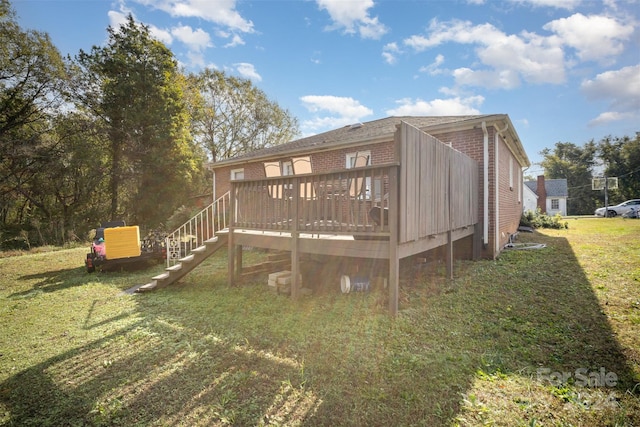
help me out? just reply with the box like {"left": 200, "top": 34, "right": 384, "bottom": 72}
{"left": 1, "top": 217, "right": 638, "bottom": 426}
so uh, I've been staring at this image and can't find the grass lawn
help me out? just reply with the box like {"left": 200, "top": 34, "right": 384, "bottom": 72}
{"left": 0, "top": 217, "right": 638, "bottom": 426}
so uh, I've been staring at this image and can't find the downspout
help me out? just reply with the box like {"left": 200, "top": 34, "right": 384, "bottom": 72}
{"left": 494, "top": 131, "right": 500, "bottom": 256}
{"left": 481, "top": 121, "right": 489, "bottom": 248}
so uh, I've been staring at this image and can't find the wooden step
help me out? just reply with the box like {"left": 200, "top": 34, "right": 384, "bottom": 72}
{"left": 136, "top": 281, "right": 157, "bottom": 292}
{"left": 132, "top": 233, "right": 228, "bottom": 293}
{"left": 179, "top": 254, "right": 195, "bottom": 263}
{"left": 192, "top": 245, "right": 207, "bottom": 254}
{"left": 152, "top": 272, "right": 170, "bottom": 281}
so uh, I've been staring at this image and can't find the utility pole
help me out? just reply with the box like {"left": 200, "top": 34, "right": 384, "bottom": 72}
{"left": 604, "top": 174, "right": 609, "bottom": 217}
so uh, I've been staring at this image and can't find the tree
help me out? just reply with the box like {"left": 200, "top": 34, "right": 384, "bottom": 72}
{"left": 540, "top": 141, "right": 598, "bottom": 215}
{"left": 189, "top": 69, "right": 299, "bottom": 162}
{"left": 0, "top": 0, "right": 69, "bottom": 245}
{"left": 75, "top": 15, "right": 205, "bottom": 227}
{"left": 597, "top": 134, "right": 640, "bottom": 203}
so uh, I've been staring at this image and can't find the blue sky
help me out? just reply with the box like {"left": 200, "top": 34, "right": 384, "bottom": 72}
{"left": 13, "top": 0, "right": 640, "bottom": 171}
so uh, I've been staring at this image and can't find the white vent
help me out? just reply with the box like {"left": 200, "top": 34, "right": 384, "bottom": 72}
{"left": 349, "top": 122, "right": 363, "bottom": 130}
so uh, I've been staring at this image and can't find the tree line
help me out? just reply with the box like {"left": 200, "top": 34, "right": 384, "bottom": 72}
{"left": 0, "top": 0, "right": 298, "bottom": 249}
{"left": 539, "top": 136, "right": 640, "bottom": 215}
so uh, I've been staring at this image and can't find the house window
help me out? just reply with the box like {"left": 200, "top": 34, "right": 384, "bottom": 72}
{"left": 346, "top": 150, "right": 371, "bottom": 168}
{"left": 509, "top": 159, "right": 514, "bottom": 190}
{"left": 281, "top": 160, "right": 293, "bottom": 176}
{"left": 551, "top": 199, "right": 559, "bottom": 210}
{"left": 346, "top": 150, "right": 373, "bottom": 199}
{"left": 230, "top": 168, "right": 244, "bottom": 180}
{"left": 518, "top": 168, "right": 522, "bottom": 203}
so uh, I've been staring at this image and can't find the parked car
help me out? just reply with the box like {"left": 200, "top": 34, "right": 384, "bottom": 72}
{"left": 594, "top": 199, "right": 640, "bottom": 217}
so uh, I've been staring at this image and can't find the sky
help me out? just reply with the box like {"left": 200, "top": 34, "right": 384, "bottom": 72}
{"left": 12, "top": 0, "right": 640, "bottom": 171}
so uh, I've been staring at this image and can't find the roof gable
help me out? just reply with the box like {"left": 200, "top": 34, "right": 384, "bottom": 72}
{"left": 525, "top": 179, "right": 568, "bottom": 197}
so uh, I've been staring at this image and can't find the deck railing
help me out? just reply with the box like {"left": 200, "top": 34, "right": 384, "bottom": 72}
{"left": 229, "top": 123, "right": 478, "bottom": 245}
{"left": 231, "top": 164, "right": 398, "bottom": 238}
{"left": 165, "top": 191, "right": 230, "bottom": 266}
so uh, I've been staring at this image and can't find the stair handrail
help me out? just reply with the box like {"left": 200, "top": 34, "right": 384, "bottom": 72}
{"left": 165, "top": 191, "right": 230, "bottom": 266}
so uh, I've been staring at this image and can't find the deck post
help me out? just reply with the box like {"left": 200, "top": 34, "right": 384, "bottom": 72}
{"left": 446, "top": 230, "right": 454, "bottom": 280}
{"left": 235, "top": 245, "right": 243, "bottom": 281}
{"left": 388, "top": 166, "right": 399, "bottom": 316}
{"left": 228, "top": 185, "right": 236, "bottom": 286}
{"left": 290, "top": 177, "right": 300, "bottom": 299}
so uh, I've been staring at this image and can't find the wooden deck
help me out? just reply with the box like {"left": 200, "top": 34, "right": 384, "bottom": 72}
{"left": 227, "top": 122, "right": 480, "bottom": 315}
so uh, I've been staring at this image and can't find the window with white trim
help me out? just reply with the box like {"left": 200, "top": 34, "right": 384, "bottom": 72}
{"left": 230, "top": 168, "right": 244, "bottom": 180}
{"left": 281, "top": 160, "right": 293, "bottom": 176}
{"left": 346, "top": 150, "right": 371, "bottom": 168}
{"left": 509, "top": 158, "right": 514, "bottom": 190}
{"left": 551, "top": 199, "right": 559, "bottom": 210}
{"left": 346, "top": 150, "right": 375, "bottom": 199}
{"left": 518, "top": 168, "right": 522, "bottom": 203}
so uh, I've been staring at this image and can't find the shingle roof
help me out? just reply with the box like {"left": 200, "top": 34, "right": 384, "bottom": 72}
{"left": 212, "top": 114, "right": 528, "bottom": 167}
{"left": 525, "top": 179, "right": 568, "bottom": 197}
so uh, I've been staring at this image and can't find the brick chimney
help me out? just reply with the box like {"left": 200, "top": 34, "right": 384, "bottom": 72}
{"left": 537, "top": 175, "right": 547, "bottom": 213}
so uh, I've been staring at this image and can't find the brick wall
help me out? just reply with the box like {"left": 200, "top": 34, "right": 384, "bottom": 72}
{"left": 430, "top": 127, "right": 493, "bottom": 257}
{"left": 496, "top": 136, "right": 522, "bottom": 252}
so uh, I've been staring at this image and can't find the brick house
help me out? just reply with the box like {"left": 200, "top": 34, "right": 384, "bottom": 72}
{"left": 211, "top": 115, "right": 530, "bottom": 258}
{"left": 196, "top": 115, "right": 530, "bottom": 314}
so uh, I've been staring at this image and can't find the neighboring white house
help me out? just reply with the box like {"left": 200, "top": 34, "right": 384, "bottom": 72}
{"left": 523, "top": 184, "right": 538, "bottom": 213}
{"left": 524, "top": 176, "right": 568, "bottom": 216}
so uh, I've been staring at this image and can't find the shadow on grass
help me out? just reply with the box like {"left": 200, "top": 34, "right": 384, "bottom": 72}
{"left": 9, "top": 260, "right": 163, "bottom": 298}
{"left": 9, "top": 266, "right": 91, "bottom": 298}
{"left": 0, "top": 232, "right": 637, "bottom": 425}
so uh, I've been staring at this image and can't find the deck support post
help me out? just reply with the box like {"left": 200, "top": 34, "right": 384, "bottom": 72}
{"left": 446, "top": 230, "right": 454, "bottom": 280}
{"left": 290, "top": 177, "right": 300, "bottom": 300}
{"left": 235, "top": 245, "right": 243, "bottom": 281}
{"left": 228, "top": 184, "right": 237, "bottom": 286}
{"left": 388, "top": 166, "right": 399, "bottom": 316}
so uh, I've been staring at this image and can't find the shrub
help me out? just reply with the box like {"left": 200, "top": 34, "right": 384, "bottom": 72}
{"left": 521, "top": 209, "right": 568, "bottom": 229}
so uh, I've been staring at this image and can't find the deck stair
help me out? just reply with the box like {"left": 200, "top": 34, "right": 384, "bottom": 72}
{"left": 136, "top": 191, "right": 230, "bottom": 293}
{"left": 137, "top": 235, "right": 227, "bottom": 292}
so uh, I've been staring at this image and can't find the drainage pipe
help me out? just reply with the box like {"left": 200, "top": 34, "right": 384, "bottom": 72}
{"left": 481, "top": 121, "right": 489, "bottom": 247}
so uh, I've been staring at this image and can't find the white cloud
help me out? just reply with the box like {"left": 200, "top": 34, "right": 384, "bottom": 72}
{"left": 316, "top": 0, "right": 388, "bottom": 39}
{"left": 386, "top": 96, "right": 484, "bottom": 116}
{"left": 507, "top": 0, "right": 583, "bottom": 10}
{"left": 543, "top": 13, "right": 634, "bottom": 63}
{"left": 588, "top": 111, "right": 636, "bottom": 127}
{"left": 419, "top": 54, "right": 445, "bottom": 75}
{"left": 582, "top": 64, "right": 640, "bottom": 125}
{"left": 108, "top": 10, "right": 129, "bottom": 29}
{"left": 150, "top": 25, "right": 173, "bottom": 45}
{"left": 133, "top": 0, "right": 254, "bottom": 33}
{"left": 224, "top": 34, "right": 245, "bottom": 48}
{"left": 452, "top": 68, "right": 521, "bottom": 89}
{"left": 234, "top": 63, "right": 262, "bottom": 81}
{"left": 300, "top": 95, "right": 373, "bottom": 131}
{"left": 171, "top": 25, "right": 212, "bottom": 51}
{"left": 404, "top": 19, "right": 566, "bottom": 87}
{"left": 108, "top": 9, "right": 174, "bottom": 45}
{"left": 186, "top": 51, "right": 206, "bottom": 68}
{"left": 382, "top": 42, "right": 401, "bottom": 65}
